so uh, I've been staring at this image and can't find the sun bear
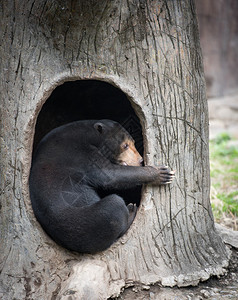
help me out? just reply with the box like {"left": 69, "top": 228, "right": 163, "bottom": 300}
{"left": 29, "top": 119, "right": 175, "bottom": 253}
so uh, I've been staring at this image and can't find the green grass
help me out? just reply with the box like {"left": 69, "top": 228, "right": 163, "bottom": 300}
{"left": 217, "top": 191, "right": 238, "bottom": 215}
{"left": 209, "top": 133, "right": 238, "bottom": 229}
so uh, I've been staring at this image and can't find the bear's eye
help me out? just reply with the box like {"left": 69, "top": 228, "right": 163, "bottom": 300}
{"left": 123, "top": 143, "right": 129, "bottom": 150}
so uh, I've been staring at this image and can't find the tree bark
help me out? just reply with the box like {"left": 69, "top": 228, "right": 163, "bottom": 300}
{"left": 0, "top": 0, "right": 229, "bottom": 299}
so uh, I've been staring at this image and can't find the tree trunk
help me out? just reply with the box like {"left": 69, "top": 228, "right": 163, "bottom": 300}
{"left": 0, "top": 1, "right": 229, "bottom": 299}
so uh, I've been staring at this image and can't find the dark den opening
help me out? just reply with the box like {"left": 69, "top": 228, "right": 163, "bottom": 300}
{"left": 33, "top": 80, "right": 144, "bottom": 206}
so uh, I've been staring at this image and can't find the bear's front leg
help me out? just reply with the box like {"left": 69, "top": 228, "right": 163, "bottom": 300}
{"left": 90, "top": 165, "right": 175, "bottom": 190}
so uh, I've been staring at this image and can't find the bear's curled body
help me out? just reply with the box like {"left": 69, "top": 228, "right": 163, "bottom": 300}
{"left": 29, "top": 119, "right": 174, "bottom": 253}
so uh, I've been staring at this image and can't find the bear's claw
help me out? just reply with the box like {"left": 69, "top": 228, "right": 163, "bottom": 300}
{"left": 157, "top": 166, "right": 175, "bottom": 185}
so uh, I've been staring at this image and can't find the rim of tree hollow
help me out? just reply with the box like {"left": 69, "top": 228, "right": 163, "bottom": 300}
{"left": 23, "top": 73, "right": 148, "bottom": 230}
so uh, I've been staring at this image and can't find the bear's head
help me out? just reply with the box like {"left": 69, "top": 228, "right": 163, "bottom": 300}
{"left": 94, "top": 120, "right": 143, "bottom": 166}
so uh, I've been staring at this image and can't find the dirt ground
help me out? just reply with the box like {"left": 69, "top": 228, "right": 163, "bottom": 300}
{"left": 208, "top": 94, "right": 238, "bottom": 140}
{"left": 115, "top": 247, "right": 238, "bottom": 300}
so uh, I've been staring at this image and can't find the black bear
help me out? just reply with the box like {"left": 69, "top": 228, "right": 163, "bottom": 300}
{"left": 29, "top": 119, "right": 174, "bottom": 253}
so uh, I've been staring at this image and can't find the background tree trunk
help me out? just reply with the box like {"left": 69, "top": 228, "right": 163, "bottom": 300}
{"left": 196, "top": 0, "right": 238, "bottom": 98}
{"left": 0, "top": 0, "right": 229, "bottom": 299}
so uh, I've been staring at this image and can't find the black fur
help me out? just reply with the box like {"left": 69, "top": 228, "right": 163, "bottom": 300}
{"left": 29, "top": 119, "right": 174, "bottom": 253}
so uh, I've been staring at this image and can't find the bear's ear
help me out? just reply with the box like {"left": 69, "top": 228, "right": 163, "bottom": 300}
{"left": 94, "top": 122, "right": 104, "bottom": 134}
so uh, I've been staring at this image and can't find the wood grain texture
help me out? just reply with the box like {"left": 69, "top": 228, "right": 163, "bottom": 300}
{"left": 0, "top": 1, "right": 229, "bottom": 299}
